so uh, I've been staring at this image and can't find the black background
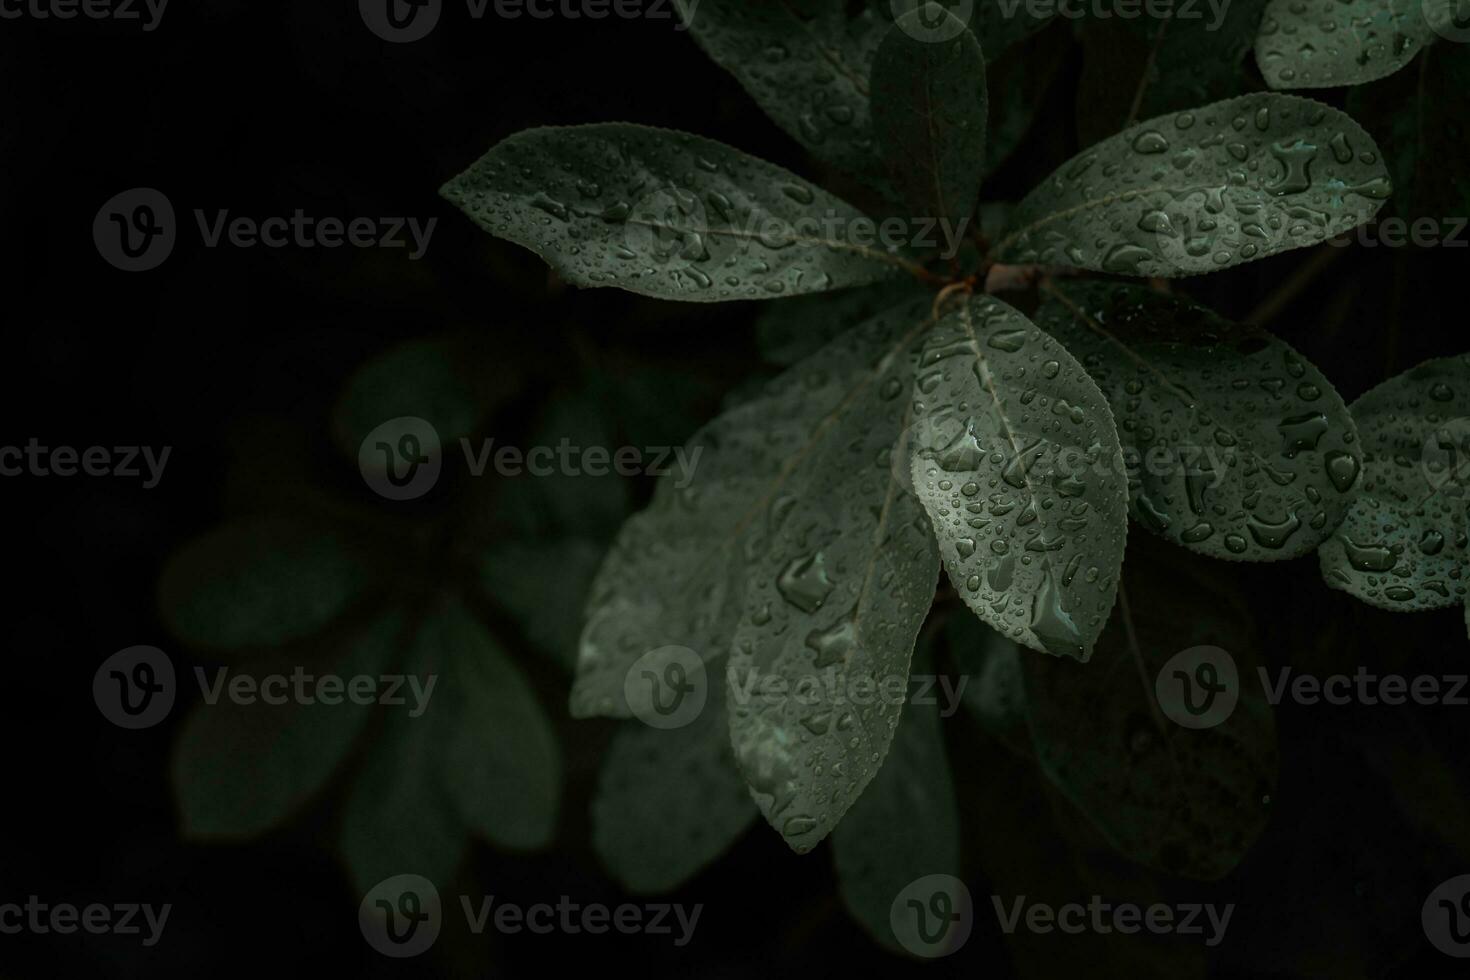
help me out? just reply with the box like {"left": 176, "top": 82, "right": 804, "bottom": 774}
{"left": 3, "top": 1, "right": 1467, "bottom": 977}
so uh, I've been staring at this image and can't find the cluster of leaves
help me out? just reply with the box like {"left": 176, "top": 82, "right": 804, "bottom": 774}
{"left": 437, "top": 0, "right": 1470, "bottom": 932}
{"left": 155, "top": 334, "right": 646, "bottom": 892}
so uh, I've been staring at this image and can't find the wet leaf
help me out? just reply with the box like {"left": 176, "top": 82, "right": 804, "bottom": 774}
{"left": 871, "top": 5, "right": 988, "bottom": 227}
{"left": 908, "top": 295, "right": 1129, "bottom": 661}
{"left": 1023, "top": 542, "right": 1277, "bottom": 879}
{"left": 1254, "top": 0, "right": 1439, "bottom": 89}
{"left": 831, "top": 649, "right": 959, "bottom": 956}
{"left": 575, "top": 298, "right": 941, "bottom": 852}
{"left": 1036, "top": 280, "right": 1361, "bottom": 561}
{"left": 157, "top": 517, "right": 375, "bottom": 653}
{"left": 172, "top": 611, "right": 405, "bottom": 839}
{"left": 683, "top": 1, "right": 1047, "bottom": 184}
{"left": 1318, "top": 354, "right": 1470, "bottom": 611}
{"left": 995, "top": 93, "right": 1392, "bottom": 277}
{"left": 442, "top": 124, "right": 911, "bottom": 302}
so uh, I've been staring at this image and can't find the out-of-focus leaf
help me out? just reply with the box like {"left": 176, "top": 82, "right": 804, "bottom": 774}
{"left": 158, "top": 517, "right": 375, "bottom": 653}
{"left": 1023, "top": 542, "right": 1277, "bottom": 879}
{"left": 172, "top": 610, "right": 406, "bottom": 839}
{"left": 592, "top": 673, "right": 756, "bottom": 893}
{"left": 480, "top": 539, "right": 604, "bottom": 671}
{"left": 950, "top": 614, "right": 1030, "bottom": 758}
{"left": 331, "top": 335, "right": 517, "bottom": 461}
{"left": 438, "top": 603, "right": 561, "bottom": 850}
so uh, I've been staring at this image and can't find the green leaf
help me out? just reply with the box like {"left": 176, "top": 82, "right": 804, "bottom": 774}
{"left": 441, "top": 124, "right": 911, "bottom": 302}
{"left": 158, "top": 517, "right": 375, "bottom": 653}
{"left": 171, "top": 610, "right": 406, "bottom": 839}
{"left": 1022, "top": 542, "right": 1278, "bottom": 879}
{"left": 331, "top": 335, "right": 517, "bottom": 461}
{"left": 724, "top": 328, "right": 941, "bottom": 852}
{"left": 339, "top": 601, "right": 562, "bottom": 890}
{"left": 340, "top": 666, "right": 466, "bottom": 892}
{"left": 437, "top": 603, "right": 561, "bottom": 850}
{"left": 1347, "top": 41, "right": 1470, "bottom": 224}
{"left": 574, "top": 298, "right": 940, "bottom": 852}
{"left": 683, "top": 1, "right": 1049, "bottom": 184}
{"left": 994, "top": 93, "right": 1392, "bottom": 276}
{"left": 1076, "top": 1, "right": 1268, "bottom": 147}
{"left": 572, "top": 296, "right": 932, "bottom": 718}
{"left": 1318, "top": 354, "right": 1470, "bottom": 611}
{"left": 908, "top": 295, "right": 1129, "bottom": 661}
{"left": 1254, "top": 0, "right": 1436, "bottom": 89}
{"left": 1035, "top": 281, "right": 1361, "bottom": 561}
{"left": 592, "top": 674, "right": 756, "bottom": 893}
{"left": 680, "top": 0, "right": 889, "bottom": 180}
{"left": 480, "top": 539, "right": 604, "bottom": 672}
{"left": 871, "top": 6, "right": 988, "bottom": 227}
{"left": 831, "top": 650, "right": 959, "bottom": 956}
{"left": 755, "top": 280, "right": 923, "bottom": 366}
{"left": 494, "top": 390, "right": 633, "bottom": 540}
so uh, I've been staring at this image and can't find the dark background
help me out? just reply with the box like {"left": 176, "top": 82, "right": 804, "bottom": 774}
{"left": 2, "top": 2, "right": 1467, "bottom": 977}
